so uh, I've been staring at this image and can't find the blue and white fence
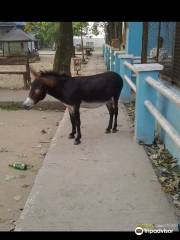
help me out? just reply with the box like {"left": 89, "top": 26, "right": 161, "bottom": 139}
{"left": 103, "top": 44, "right": 180, "bottom": 162}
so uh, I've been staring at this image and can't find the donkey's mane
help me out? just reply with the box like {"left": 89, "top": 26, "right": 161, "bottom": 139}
{"left": 39, "top": 70, "right": 69, "bottom": 78}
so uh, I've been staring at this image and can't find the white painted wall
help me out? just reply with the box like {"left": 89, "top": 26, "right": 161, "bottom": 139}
{"left": 73, "top": 36, "right": 105, "bottom": 48}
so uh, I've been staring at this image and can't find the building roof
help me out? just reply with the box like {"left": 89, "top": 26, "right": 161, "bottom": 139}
{"left": 0, "top": 28, "right": 34, "bottom": 42}
{"left": 0, "top": 22, "right": 16, "bottom": 27}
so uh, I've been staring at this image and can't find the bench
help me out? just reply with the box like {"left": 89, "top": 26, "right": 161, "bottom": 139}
{"left": 0, "top": 56, "right": 31, "bottom": 89}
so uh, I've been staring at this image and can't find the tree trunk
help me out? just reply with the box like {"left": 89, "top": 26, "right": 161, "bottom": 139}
{"left": 53, "top": 22, "right": 73, "bottom": 76}
{"left": 117, "top": 22, "right": 122, "bottom": 49}
{"left": 141, "top": 22, "right": 149, "bottom": 63}
{"left": 105, "top": 22, "right": 112, "bottom": 45}
{"left": 105, "top": 22, "right": 118, "bottom": 46}
{"left": 80, "top": 24, "right": 86, "bottom": 63}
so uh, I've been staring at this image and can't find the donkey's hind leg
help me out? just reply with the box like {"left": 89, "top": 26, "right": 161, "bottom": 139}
{"left": 106, "top": 101, "right": 114, "bottom": 133}
{"left": 74, "top": 104, "right": 81, "bottom": 145}
{"left": 112, "top": 99, "right": 118, "bottom": 133}
{"left": 68, "top": 109, "right": 76, "bottom": 139}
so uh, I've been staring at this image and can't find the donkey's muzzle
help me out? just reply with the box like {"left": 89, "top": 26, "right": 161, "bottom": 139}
{"left": 23, "top": 104, "right": 31, "bottom": 110}
{"left": 23, "top": 97, "right": 34, "bottom": 110}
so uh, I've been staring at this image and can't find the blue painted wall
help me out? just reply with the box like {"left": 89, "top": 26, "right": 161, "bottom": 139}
{"left": 147, "top": 22, "right": 176, "bottom": 56}
{"left": 126, "top": 22, "right": 143, "bottom": 56}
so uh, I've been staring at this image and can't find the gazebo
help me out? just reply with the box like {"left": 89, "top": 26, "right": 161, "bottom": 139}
{"left": 0, "top": 28, "right": 35, "bottom": 57}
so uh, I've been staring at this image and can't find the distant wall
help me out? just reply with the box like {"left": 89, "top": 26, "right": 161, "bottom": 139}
{"left": 73, "top": 37, "right": 105, "bottom": 48}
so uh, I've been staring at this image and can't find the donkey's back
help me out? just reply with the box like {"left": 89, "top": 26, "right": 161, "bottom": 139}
{"left": 73, "top": 71, "right": 123, "bottom": 103}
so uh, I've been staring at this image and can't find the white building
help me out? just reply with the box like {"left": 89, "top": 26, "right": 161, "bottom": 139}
{"left": 73, "top": 36, "right": 105, "bottom": 48}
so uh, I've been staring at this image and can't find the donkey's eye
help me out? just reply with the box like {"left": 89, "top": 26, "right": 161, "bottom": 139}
{"left": 35, "top": 89, "right": 40, "bottom": 95}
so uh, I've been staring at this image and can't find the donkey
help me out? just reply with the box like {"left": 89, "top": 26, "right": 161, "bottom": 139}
{"left": 23, "top": 69, "right": 123, "bottom": 145}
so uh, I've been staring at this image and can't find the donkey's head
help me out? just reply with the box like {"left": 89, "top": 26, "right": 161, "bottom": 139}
{"left": 23, "top": 68, "right": 56, "bottom": 109}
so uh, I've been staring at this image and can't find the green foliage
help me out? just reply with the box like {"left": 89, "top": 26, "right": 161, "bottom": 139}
{"left": 24, "top": 22, "right": 59, "bottom": 48}
{"left": 24, "top": 22, "right": 106, "bottom": 49}
{"left": 73, "top": 22, "right": 89, "bottom": 36}
{"left": 91, "top": 22, "right": 100, "bottom": 36}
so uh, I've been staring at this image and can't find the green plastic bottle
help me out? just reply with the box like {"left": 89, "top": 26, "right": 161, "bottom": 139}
{"left": 9, "top": 162, "right": 27, "bottom": 170}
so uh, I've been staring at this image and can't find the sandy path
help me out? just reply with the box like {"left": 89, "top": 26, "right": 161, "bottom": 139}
{"left": 0, "top": 109, "right": 64, "bottom": 231}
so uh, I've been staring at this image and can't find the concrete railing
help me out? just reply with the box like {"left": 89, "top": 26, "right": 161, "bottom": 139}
{"left": 145, "top": 100, "right": 180, "bottom": 149}
{"left": 146, "top": 76, "right": 180, "bottom": 107}
{"left": 103, "top": 44, "right": 180, "bottom": 161}
{"left": 124, "top": 61, "right": 138, "bottom": 74}
{"left": 123, "top": 75, "right": 136, "bottom": 93}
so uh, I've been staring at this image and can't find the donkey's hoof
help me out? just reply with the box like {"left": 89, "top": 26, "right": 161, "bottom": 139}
{"left": 74, "top": 139, "right": 81, "bottom": 145}
{"left": 112, "top": 129, "right": 117, "bottom": 133}
{"left": 105, "top": 129, "right": 111, "bottom": 134}
{"left": 68, "top": 133, "right": 75, "bottom": 139}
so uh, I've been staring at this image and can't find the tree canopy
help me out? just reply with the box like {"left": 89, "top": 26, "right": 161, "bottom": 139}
{"left": 73, "top": 22, "right": 89, "bottom": 36}
{"left": 24, "top": 22, "right": 59, "bottom": 48}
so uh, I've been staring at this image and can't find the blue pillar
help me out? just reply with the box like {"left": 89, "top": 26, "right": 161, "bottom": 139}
{"left": 135, "top": 64, "right": 163, "bottom": 144}
{"left": 106, "top": 46, "right": 110, "bottom": 70}
{"left": 119, "top": 55, "right": 133, "bottom": 103}
{"left": 126, "top": 22, "right": 143, "bottom": 56}
{"left": 110, "top": 49, "right": 115, "bottom": 72}
{"left": 114, "top": 51, "right": 126, "bottom": 75}
{"left": 107, "top": 47, "right": 111, "bottom": 70}
{"left": 114, "top": 52, "right": 121, "bottom": 74}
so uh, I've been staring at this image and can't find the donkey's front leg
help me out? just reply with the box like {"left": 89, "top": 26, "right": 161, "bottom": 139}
{"left": 112, "top": 99, "right": 118, "bottom": 133}
{"left": 74, "top": 105, "right": 81, "bottom": 145}
{"left": 68, "top": 109, "right": 76, "bottom": 139}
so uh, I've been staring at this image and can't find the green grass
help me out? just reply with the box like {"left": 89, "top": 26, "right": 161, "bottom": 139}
{"left": 0, "top": 103, "right": 22, "bottom": 111}
{"left": 0, "top": 102, "right": 65, "bottom": 111}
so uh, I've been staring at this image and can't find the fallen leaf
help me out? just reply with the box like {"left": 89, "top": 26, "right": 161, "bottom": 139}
{"left": 0, "top": 147, "right": 8, "bottom": 152}
{"left": 159, "top": 176, "right": 167, "bottom": 183}
{"left": 5, "top": 175, "right": 15, "bottom": 181}
{"left": 13, "top": 195, "right": 21, "bottom": 201}
{"left": 21, "top": 184, "right": 30, "bottom": 188}
{"left": 41, "top": 129, "right": 47, "bottom": 134}
{"left": 173, "top": 200, "right": 180, "bottom": 208}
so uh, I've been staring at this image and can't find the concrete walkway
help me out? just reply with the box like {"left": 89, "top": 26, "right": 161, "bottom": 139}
{"left": 15, "top": 52, "right": 178, "bottom": 231}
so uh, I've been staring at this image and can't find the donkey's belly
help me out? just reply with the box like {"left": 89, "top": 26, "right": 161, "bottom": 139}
{"left": 81, "top": 100, "right": 110, "bottom": 109}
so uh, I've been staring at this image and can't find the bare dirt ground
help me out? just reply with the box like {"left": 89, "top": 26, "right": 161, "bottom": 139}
{"left": 0, "top": 54, "right": 65, "bottom": 231}
{"left": 0, "top": 53, "right": 76, "bottom": 89}
{"left": 0, "top": 55, "right": 55, "bottom": 89}
{"left": 0, "top": 109, "right": 63, "bottom": 231}
{"left": 0, "top": 52, "right": 92, "bottom": 231}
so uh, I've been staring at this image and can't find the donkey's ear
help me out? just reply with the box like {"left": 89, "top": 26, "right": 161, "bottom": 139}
{"left": 40, "top": 77, "right": 56, "bottom": 88}
{"left": 30, "top": 67, "right": 39, "bottom": 78}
